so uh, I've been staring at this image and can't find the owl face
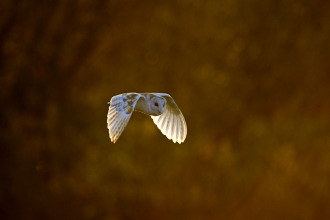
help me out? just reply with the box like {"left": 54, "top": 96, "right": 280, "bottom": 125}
{"left": 149, "top": 96, "right": 166, "bottom": 115}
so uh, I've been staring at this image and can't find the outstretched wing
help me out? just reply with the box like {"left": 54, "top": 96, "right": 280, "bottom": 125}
{"left": 107, "top": 93, "right": 141, "bottom": 143}
{"left": 150, "top": 93, "right": 187, "bottom": 144}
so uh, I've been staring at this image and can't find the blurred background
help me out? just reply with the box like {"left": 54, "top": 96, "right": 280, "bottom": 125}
{"left": 1, "top": 0, "right": 330, "bottom": 219}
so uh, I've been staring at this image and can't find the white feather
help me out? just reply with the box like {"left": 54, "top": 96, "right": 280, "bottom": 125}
{"left": 107, "top": 93, "right": 141, "bottom": 143}
{"left": 151, "top": 93, "right": 187, "bottom": 144}
{"left": 107, "top": 93, "right": 187, "bottom": 144}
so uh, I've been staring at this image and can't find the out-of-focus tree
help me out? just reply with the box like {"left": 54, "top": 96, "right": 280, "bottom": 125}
{"left": 1, "top": 0, "right": 330, "bottom": 219}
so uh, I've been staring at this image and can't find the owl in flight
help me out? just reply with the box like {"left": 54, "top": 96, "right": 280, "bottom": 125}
{"left": 107, "top": 93, "right": 187, "bottom": 144}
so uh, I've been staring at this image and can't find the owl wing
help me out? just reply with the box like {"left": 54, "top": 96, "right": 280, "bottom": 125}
{"left": 150, "top": 93, "right": 187, "bottom": 144}
{"left": 107, "top": 93, "right": 142, "bottom": 143}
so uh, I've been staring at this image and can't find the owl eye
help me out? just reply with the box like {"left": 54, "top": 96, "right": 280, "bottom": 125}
{"left": 154, "top": 103, "right": 159, "bottom": 107}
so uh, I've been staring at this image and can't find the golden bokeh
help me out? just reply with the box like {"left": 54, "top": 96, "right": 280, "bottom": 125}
{"left": 1, "top": 0, "right": 330, "bottom": 219}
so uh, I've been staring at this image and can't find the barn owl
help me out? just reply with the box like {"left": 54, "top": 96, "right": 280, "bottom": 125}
{"left": 107, "top": 93, "right": 187, "bottom": 144}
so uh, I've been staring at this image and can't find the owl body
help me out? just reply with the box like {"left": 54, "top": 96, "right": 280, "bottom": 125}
{"left": 107, "top": 92, "right": 187, "bottom": 143}
{"left": 134, "top": 93, "right": 166, "bottom": 116}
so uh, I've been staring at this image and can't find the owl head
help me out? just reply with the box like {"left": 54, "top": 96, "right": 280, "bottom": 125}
{"left": 149, "top": 96, "right": 166, "bottom": 116}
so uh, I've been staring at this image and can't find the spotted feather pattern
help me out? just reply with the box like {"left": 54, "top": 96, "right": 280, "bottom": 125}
{"left": 107, "top": 93, "right": 141, "bottom": 143}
